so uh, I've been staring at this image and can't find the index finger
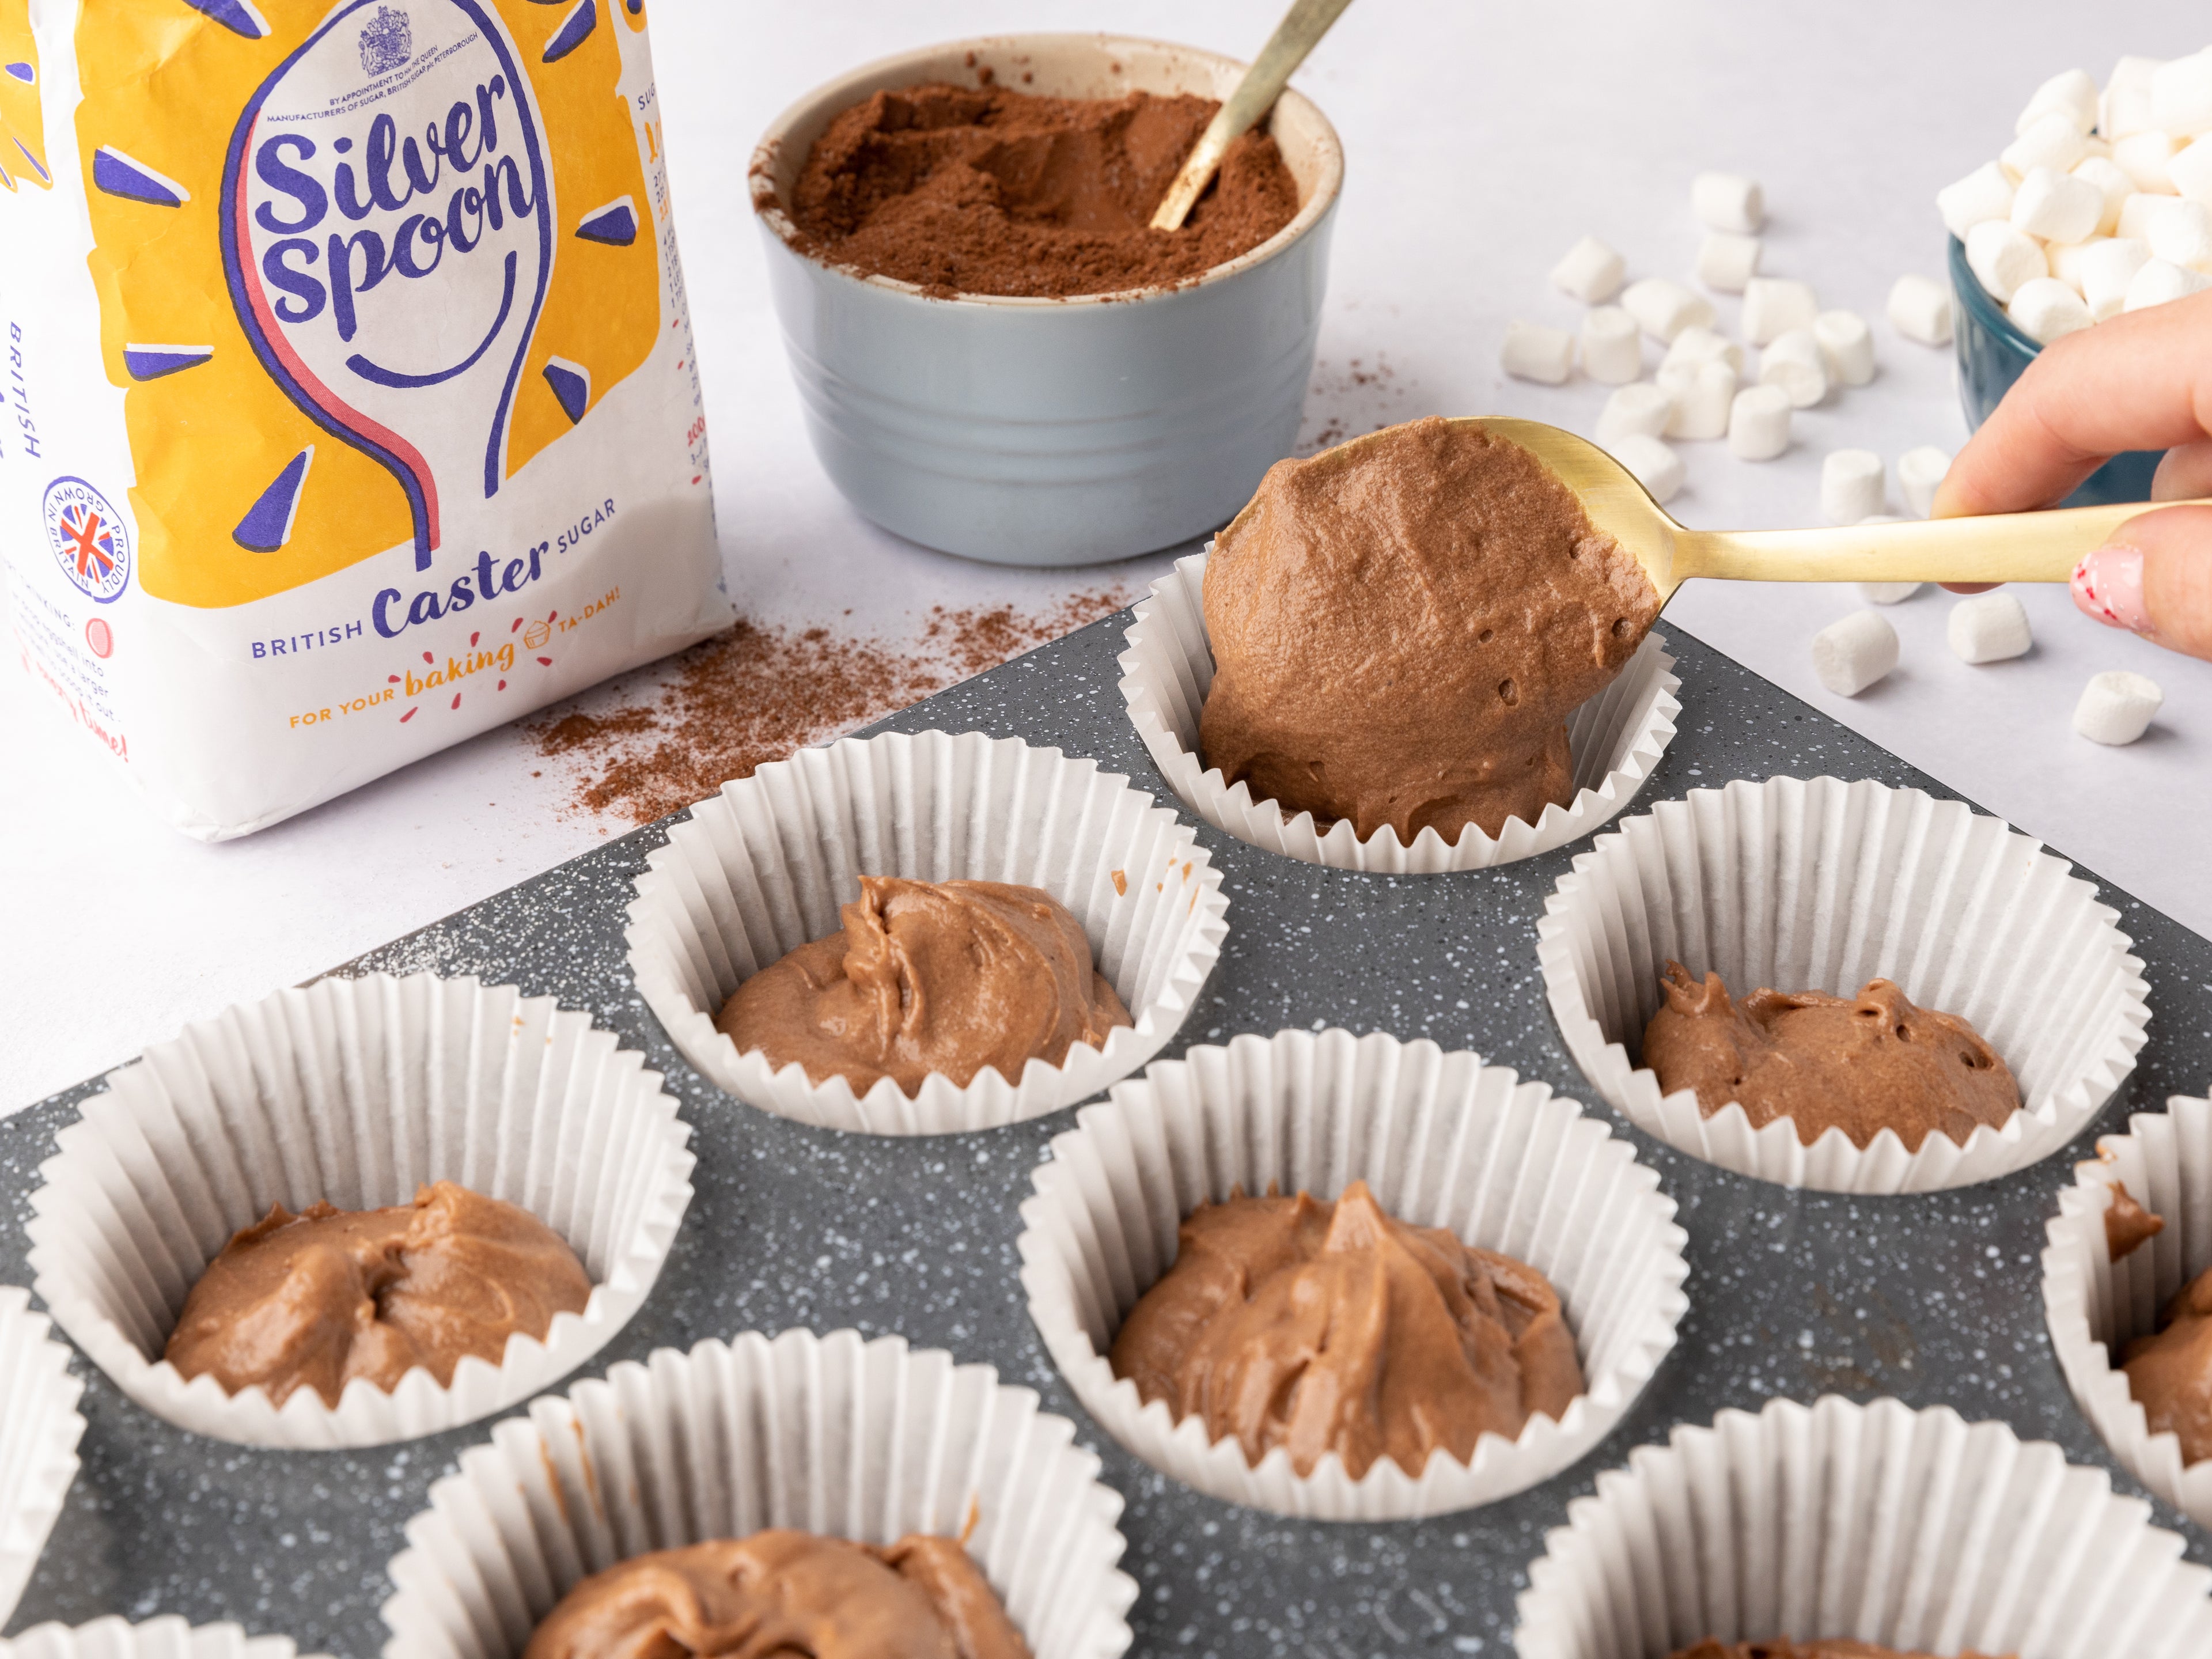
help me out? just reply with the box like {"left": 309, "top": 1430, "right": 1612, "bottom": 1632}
{"left": 1933, "top": 288, "right": 2212, "bottom": 517}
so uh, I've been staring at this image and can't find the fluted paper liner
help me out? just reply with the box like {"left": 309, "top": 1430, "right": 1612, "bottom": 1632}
{"left": 625, "top": 729, "right": 1229, "bottom": 1135}
{"left": 1116, "top": 549, "right": 1681, "bottom": 872}
{"left": 1514, "top": 1394, "right": 2212, "bottom": 1659}
{"left": 0, "top": 1287, "right": 84, "bottom": 1626}
{"left": 24, "top": 974, "right": 696, "bottom": 1450}
{"left": 0, "top": 1618, "right": 323, "bottom": 1659}
{"left": 377, "top": 1330, "right": 1135, "bottom": 1659}
{"left": 1537, "top": 775, "right": 2149, "bottom": 1192}
{"left": 2044, "top": 1092, "right": 2212, "bottom": 1528}
{"left": 1016, "top": 1028, "right": 1689, "bottom": 1519}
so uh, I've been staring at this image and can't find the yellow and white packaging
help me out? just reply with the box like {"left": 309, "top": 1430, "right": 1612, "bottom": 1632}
{"left": 0, "top": 0, "right": 726, "bottom": 838}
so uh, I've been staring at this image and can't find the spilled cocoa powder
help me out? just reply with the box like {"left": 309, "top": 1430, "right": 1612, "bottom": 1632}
{"left": 529, "top": 591, "right": 1132, "bottom": 825}
{"left": 776, "top": 82, "right": 1301, "bottom": 298}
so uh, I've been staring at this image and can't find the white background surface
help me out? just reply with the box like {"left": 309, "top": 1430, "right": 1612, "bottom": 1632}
{"left": 5, "top": 1, "right": 2210, "bottom": 1115}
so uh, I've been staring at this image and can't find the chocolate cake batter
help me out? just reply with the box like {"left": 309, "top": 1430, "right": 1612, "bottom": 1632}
{"left": 521, "top": 1531, "right": 1031, "bottom": 1659}
{"left": 1199, "top": 418, "right": 1661, "bottom": 845}
{"left": 1670, "top": 1643, "right": 2011, "bottom": 1659}
{"left": 165, "top": 1181, "right": 591, "bottom": 1408}
{"left": 1640, "top": 963, "right": 2021, "bottom": 1152}
{"left": 2124, "top": 1254, "right": 2212, "bottom": 1465}
{"left": 1108, "top": 1181, "right": 1584, "bottom": 1480}
{"left": 2107, "top": 1180, "right": 2165, "bottom": 1260}
{"left": 779, "top": 82, "right": 1300, "bottom": 298}
{"left": 716, "top": 877, "right": 1131, "bottom": 1096}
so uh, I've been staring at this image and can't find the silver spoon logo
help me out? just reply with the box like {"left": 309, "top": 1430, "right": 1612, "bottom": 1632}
{"left": 220, "top": 0, "right": 552, "bottom": 571}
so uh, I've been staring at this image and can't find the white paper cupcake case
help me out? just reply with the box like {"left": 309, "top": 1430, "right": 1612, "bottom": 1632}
{"left": 0, "top": 1618, "right": 324, "bottom": 1659}
{"left": 1016, "top": 1027, "right": 1690, "bottom": 1520}
{"left": 24, "top": 974, "right": 696, "bottom": 1450}
{"left": 1537, "top": 775, "right": 2150, "bottom": 1193}
{"left": 378, "top": 1328, "right": 1135, "bottom": 1659}
{"left": 1514, "top": 1393, "right": 2212, "bottom": 1659}
{"left": 624, "top": 728, "right": 1229, "bottom": 1135}
{"left": 2044, "top": 1092, "right": 2212, "bottom": 1527}
{"left": 1115, "top": 548, "right": 1681, "bottom": 872}
{"left": 0, "top": 1287, "right": 84, "bottom": 1626}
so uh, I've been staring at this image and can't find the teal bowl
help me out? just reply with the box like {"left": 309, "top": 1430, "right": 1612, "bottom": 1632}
{"left": 1948, "top": 234, "right": 2162, "bottom": 506}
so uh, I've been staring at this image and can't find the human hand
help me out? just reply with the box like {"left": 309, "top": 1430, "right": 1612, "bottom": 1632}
{"left": 1933, "top": 289, "right": 2212, "bottom": 662}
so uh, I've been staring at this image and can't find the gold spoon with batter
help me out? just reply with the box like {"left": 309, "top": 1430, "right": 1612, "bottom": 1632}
{"left": 1471, "top": 416, "right": 2182, "bottom": 599}
{"left": 1150, "top": 0, "right": 1355, "bottom": 232}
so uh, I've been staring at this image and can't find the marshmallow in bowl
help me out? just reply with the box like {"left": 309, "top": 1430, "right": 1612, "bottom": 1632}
{"left": 2152, "top": 51, "right": 2212, "bottom": 138}
{"left": 2019, "top": 67, "right": 2100, "bottom": 135}
{"left": 2172, "top": 136, "right": 2212, "bottom": 202}
{"left": 2078, "top": 237, "right": 2150, "bottom": 317}
{"left": 1937, "top": 161, "right": 2016, "bottom": 240}
{"left": 1550, "top": 233, "right": 1626, "bottom": 303}
{"left": 2104, "top": 56, "right": 2162, "bottom": 138}
{"left": 2009, "top": 275, "right": 2096, "bottom": 343}
{"left": 2116, "top": 129, "right": 2180, "bottom": 192}
{"left": 1887, "top": 274, "right": 1953, "bottom": 344}
{"left": 1966, "top": 219, "right": 2048, "bottom": 303}
{"left": 2012, "top": 166, "right": 2105, "bottom": 242}
{"left": 2127, "top": 257, "right": 2212, "bottom": 311}
{"left": 2003, "top": 111, "right": 2092, "bottom": 178}
{"left": 2073, "top": 156, "right": 2134, "bottom": 232}
{"left": 2147, "top": 197, "right": 2212, "bottom": 268}
{"left": 1501, "top": 320, "right": 1576, "bottom": 384}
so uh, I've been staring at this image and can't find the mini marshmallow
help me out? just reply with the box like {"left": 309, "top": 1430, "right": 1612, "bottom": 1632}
{"left": 1581, "top": 305, "right": 1643, "bottom": 383}
{"left": 2173, "top": 136, "right": 2212, "bottom": 203}
{"left": 2152, "top": 50, "right": 2212, "bottom": 138}
{"left": 2071, "top": 157, "right": 2134, "bottom": 234}
{"left": 2105, "top": 56, "right": 2164, "bottom": 139}
{"left": 2147, "top": 196, "right": 2212, "bottom": 269}
{"left": 1658, "top": 358, "right": 1737, "bottom": 440}
{"left": 1897, "top": 445, "right": 1951, "bottom": 517}
{"left": 1741, "top": 276, "right": 1819, "bottom": 345}
{"left": 1758, "top": 328, "right": 1828, "bottom": 408}
{"left": 1965, "top": 219, "right": 2048, "bottom": 304}
{"left": 1937, "top": 161, "right": 2017, "bottom": 240}
{"left": 1660, "top": 324, "right": 1744, "bottom": 376}
{"left": 1947, "top": 592, "right": 2033, "bottom": 664}
{"left": 1612, "top": 433, "right": 1685, "bottom": 505}
{"left": 2009, "top": 276, "right": 2096, "bottom": 343}
{"left": 2017, "top": 67, "right": 2099, "bottom": 135}
{"left": 2012, "top": 166, "right": 2105, "bottom": 242}
{"left": 1888, "top": 273, "right": 1954, "bottom": 344}
{"left": 1728, "top": 383, "right": 1791, "bottom": 460}
{"left": 2045, "top": 237, "right": 2103, "bottom": 296}
{"left": 2074, "top": 670, "right": 2163, "bottom": 745}
{"left": 1811, "top": 610, "right": 1899, "bottom": 697}
{"left": 2002, "top": 111, "right": 2090, "bottom": 179}
{"left": 1619, "top": 277, "right": 1715, "bottom": 342}
{"left": 1501, "top": 319, "right": 1575, "bottom": 384}
{"left": 1596, "top": 381, "right": 1676, "bottom": 444}
{"left": 1696, "top": 230, "right": 1762, "bottom": 293}
{"left": 2081, "top": 236, "right": 2152, "bottom": 319}
{"left": 1551, "top": 234, "right": 1627, "bottom": 303}
{"left": 2123, "top": 256, "right": 2212, "bottom": 310}
{"left": 1813, "top": 309, "right": 1875, "bottom": 386}
{"left": 1821, "top": 449, "right": 1884, "bottom": 525}
{"left": 2117, "top": 191, "right": 2176, "bottom": 241}
{"left": 2113, "top": 131, "right": 2179, "bottom": 194}
{"left": 1692, "top": 171, "right": 1763, "bottom": 234}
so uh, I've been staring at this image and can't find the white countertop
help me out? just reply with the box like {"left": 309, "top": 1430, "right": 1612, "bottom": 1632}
{"left": 6, "top": 0, "right": 2210, "bottom": 1115}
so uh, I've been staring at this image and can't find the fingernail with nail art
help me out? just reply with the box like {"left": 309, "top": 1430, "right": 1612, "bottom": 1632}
{"left": 2072, "top": 544, "right": 2153, "bottom": 635}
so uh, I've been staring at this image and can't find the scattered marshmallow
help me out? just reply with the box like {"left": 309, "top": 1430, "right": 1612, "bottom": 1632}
{"left": 2008, "top": 275, "right": 2096, "bottom": 343}
{"left": 1501, "top": 319, "right": 1575, "bottom": 384}
{"left": 1612, "top": 433, "right": 1685, "bottom": 505}
{"left": 1965, "top": 219, "right": 2049, "bottom": 303}
{"left": 2071, "top": 156, "right": 2134, "bottom": 234}
{"left": 1696, "top": 230, "right": 1762, "bottom": 293}
{"left": 1811, "top": 611, "right": 1899, "bottom": 697}
{"left": 1620, "top": 276, "right": 1715, "bottom": 342}
{"left": 1897, "top": 445, "right": 1950, "bottom": 517}
{"left": 2018, "top": 69, "right": 2099, "bottom": 135}
{"left": 1853, "top": 516, "right": 1922, "bottom": 604}
{"left": 1596, "top": 381, "right": 1676, "bottom": 444}
{"left": 1658, "top": 358, "right": 1737, "bottom": 440}
{"left": 1757, "top": 328, "right": 1828, "bottom": 408}
{"left": 2113, "top": 130, "right": 2179, "bottom": 193}
{"left": 2173, "top": 136, "right": 2212, "bottom": 203}
{"left": 2124, "top": 256, "right": 2212, "bottom": 311}
{"left": 1821, "top": 449, "right": 1884, "bottom": 524}
{"left": 1692, "top": 171, "right": 1763, "bottom": 234}
{"left": 1887, "top": 274, "right": 1953, "bottom": 344}
{"left": 1947, "top": 592, "right": 2033, "bottom": 663}
{"left": 1581, "top": 305, "right": 1643, "bottom": 383}
{"left": 2105, "top": 57, "right": 2163, "bottom": 139}
{"left": 1937, "top": 161, "right": 2017, "bottom": 239}
{"left": 1813, "top": 309, "right": 1875, "bottom": 386}
{"left": 1660, "top": 324, "right": 1744, "bottom": 376}
{"left": 2074, "top": 670, "right": 2163, "bottom": 745}
{"left": 2147, "top": 196, "right": 2212, "bottom": 269}
{"left": 2011, "top": 165, "right": 2104, "bottom": 242}
{"left": 2003, "top": 111, "right": 2090, "bottom": 179}
{"left": 2081, "top": 236, "right": 2152, "bottom": 319}
{"left": 1741, "top": 276, "right": 1819, "bottom": 345}
{"left": 2152, "top": 51, "right": 2212, "bottom": 139}
{"left": 1728, "top": 384, "right": 1791, "bottom": 460}
{"left": 1551, "top": 234, "right": 1627, "bottom": 304}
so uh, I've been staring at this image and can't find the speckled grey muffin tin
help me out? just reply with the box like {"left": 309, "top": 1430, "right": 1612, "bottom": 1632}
{"left": 3, "top": 612, "right": 2209, "bottom": 1657}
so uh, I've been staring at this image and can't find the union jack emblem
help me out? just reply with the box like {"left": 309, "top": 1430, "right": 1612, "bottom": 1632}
{"left": 59, "top": 504, "right": 118, "bottom": 583}
{"left": 43, "top": 476, "right": 132, "bottom": 603}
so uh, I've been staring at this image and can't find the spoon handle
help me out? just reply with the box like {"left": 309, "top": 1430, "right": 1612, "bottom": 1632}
{"left": 1679, "top": 499, "right": 2211, "bottom": 587}
{"left": 1149, "top": 0, "right": 1354, "bottom": 232}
